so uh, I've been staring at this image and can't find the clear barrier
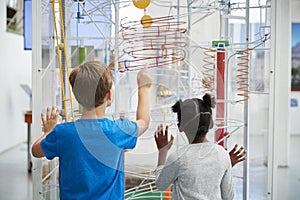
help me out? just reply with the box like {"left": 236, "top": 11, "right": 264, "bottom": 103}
{"left": 34, "top": 0, "right": 272, "bottom": 199}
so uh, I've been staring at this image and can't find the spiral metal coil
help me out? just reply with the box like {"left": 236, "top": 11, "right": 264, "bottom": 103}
{"left": 120, "top": 16, "right": 187, "bottom": 71}
{"left": 200, "top": 46, "right": 217, "bottom": 92}
{"left": 235, "top": 48, "right": 252, "bottom": 103}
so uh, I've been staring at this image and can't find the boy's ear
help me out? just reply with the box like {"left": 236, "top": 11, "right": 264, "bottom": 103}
{"left": 107, "top": 89, "right": 112, "bottom": 100}
{"left": 106, "top": 88, "right": 114, "bottom": 105}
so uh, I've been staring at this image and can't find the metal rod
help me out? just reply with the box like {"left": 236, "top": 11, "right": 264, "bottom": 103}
{"left": 187, "top": 0, "right": 192, "bottom": 97}
{"left": 32, "top": 0, "right": 43, "bottom": 199}
{"left": 243, "top": 0, "right": 250, "bottom": 199}
{"left": 114, "top": 0, "right": 120, "bottom": 113}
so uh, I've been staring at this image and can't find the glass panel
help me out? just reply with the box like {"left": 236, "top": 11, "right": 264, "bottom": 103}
{"left": 39, "top": 0, "right": 112, "bottom": 198}
{"left": 228, "top": 1, "right": 271, "bottom": 199}
{"left": 36, "top": 0, "right": 273, "bottom": 199}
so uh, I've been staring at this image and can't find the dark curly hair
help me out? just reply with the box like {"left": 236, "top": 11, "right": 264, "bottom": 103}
{"left": 171, "top": 93, "right": 215, "bottom": 139}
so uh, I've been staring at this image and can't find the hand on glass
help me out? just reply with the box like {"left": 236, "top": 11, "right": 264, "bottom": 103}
{"left": 228, "top": 144, "right": 247, "bottom": 167}
{"left": 41, "top": 106, "right": 60, "bottom": 133}
{"left": 154, "top": 124, "right": 174, "bottom": 152}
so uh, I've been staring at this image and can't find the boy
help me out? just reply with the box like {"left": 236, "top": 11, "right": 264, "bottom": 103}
{"left": 32, "top": 61, "right": 153, "bottom": 199}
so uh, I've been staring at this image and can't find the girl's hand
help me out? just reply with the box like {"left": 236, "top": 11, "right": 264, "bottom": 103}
{"left": 154, "top": 124, "right": 174, "bottom": 151}
{"left": 41, "top": 106, "right": 60, "bottom": 133}
{"left": 228, "top": 144, "right": 247, "bottom": 167}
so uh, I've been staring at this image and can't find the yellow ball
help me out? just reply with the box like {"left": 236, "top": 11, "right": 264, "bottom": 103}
{"left": 58, "top": 43, "right": 64, "bottom": 50}
{"left": 141, "top": 14, "right": 152, "bottom": 28}
{"left": 133, "top": 0, "right": 150, "bottom": 9}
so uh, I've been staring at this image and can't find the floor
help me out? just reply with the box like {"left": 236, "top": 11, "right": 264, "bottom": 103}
{"left": 0, "top": 143, "right": 32, "bottom": 200}
{"left": 0, "top": 136, "right": 299, "bottom": 200}
{"left": 277, "top": 135, "right": 300, "bottom": 200}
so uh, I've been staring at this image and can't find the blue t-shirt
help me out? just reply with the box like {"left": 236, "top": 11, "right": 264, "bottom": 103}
{"left": 41, "top": 118, "right": 138, "bottom": 200}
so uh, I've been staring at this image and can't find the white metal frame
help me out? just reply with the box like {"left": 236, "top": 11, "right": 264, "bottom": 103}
{"left": 31, "top": 1, "right": 279, "bottom": 200}
{"left": 32, "top": 0, "right": 43, "bottom": 199}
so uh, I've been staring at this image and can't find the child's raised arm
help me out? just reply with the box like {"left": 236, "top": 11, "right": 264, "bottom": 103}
{"left": 136, "top": 67, "right": 153, "bottom": 137}
{"left": 31, "top": 106, "right": 60, "bottom": 158}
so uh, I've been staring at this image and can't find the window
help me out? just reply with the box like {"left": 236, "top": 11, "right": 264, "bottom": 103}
{"left": 6, "top": 0, "right": 23, "bottom": 34}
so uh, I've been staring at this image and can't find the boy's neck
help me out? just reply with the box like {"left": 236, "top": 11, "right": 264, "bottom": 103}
{"left": 81, "top": 104, "right": 107, "bottom": 119}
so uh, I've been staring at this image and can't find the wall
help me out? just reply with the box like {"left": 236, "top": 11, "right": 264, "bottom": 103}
{"left": 0, "top": 1, "right": 32, "bottom": 153}
{"left": 290, "top": 0, "right": 300, "bottom": 135}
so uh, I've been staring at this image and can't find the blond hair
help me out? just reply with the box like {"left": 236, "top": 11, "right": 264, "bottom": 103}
{"left": 69, "top": 61, "right": 113, "bottom": 110}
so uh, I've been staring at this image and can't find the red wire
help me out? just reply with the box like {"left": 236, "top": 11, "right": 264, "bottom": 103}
{"left": 120, "top": 16, "right": 187, "bottom": 71}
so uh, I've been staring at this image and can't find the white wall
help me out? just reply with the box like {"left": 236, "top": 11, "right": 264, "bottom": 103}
{"left": 0, "top": 1, "right": 32, "bottom": 153}
{"left": 290, "top": 0, "right": 300, "bottom": 135}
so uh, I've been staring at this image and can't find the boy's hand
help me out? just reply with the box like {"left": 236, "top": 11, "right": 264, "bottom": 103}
{"left": 41, "top": 106, "right": 60, "bottom": 133}
{"left": 228, "top": 144, "right": 246, "bottom": 167}
{"left": 137, "top": 65, "right": 153, "bottom": 88}
{"left": 154, "top": 124, "right": 174, "bottom": 152}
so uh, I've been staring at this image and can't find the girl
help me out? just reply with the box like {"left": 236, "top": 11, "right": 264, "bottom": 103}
{"left": 154, "top": 94, "right": 244, "bottom": 200}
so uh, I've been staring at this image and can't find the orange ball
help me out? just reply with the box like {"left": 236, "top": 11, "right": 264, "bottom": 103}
{"left": 133, "top": 0, "right": 151, "bottom": 9}
{"left": 141, "top": 14, "right": 152, "bottom": 28}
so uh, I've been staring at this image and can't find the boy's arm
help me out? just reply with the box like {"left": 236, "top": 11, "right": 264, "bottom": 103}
{"left": 136, "top": 68, "right": 153, "bottom": 137}
{"left": 31, "top": 107, "right": 60, "bottom": 158}
{"left": 31, "top": 134, "right": 47, "bottom": 158}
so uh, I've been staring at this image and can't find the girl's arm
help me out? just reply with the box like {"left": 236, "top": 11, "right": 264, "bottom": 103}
{"left": 220, "top": 168, "right": 234, "bottom": 200}
{"left": 154, "top": 124, "right": 178, "bottom": 191}
{"left": 155, "top": 156, "right": 180, "bottom": 191}
{"left": 220, "top": 157, "right": 234, "bottom": 200}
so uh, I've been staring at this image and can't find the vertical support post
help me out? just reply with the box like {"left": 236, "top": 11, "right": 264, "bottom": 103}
{"left": 32, "top": 1, "right": 43, "bottom": 199}
{"left": 267, "top": 1, "right": 276, "bottom": 198}
{"left": 114, "top": 0, "right": 120, "bottom": 113}
{"left": 176, "top": 0, "right": 180, "bottom": 98}
{"left": 222, "top": 4, "right": 230, "bottom": 149}
{"left": 265, "top": 3, "right": 273, "bottom": 199}
{"left": 187, "top": 0, "right": 192, "bottom": 97}
{"left": 50, "top": 65, "right": 57, "bottom": 200}
{"left": 268, "top": 0, "right": 291, "bottom": 199}
{"left": 271, "top": 0, "right": 291, "bottom": 168}
{"left": 215, "top": 49, "right": 225, "bottom": 147}
{"left": 243, "top": 0, "right": 250, "bottom": 199}
{"left": 61, "top": 0, "right": 67, "bottom": 115}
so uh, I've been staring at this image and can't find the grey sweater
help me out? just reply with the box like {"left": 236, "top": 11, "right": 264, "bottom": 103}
{"left": 155, "top": 142, "right": 234, "bottom": 200}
